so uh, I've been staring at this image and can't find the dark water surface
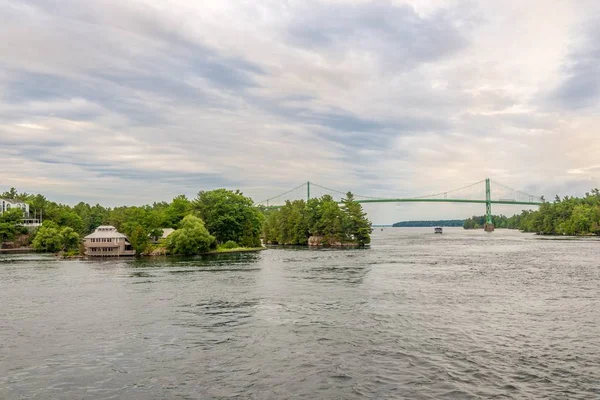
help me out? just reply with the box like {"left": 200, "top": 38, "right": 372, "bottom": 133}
{"left": 1, "top": 228, "right": 599, "bottom": 399}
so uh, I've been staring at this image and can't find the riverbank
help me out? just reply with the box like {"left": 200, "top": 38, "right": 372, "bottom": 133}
{"left": 56, "top": 246, "right": 267, "bottom": 259}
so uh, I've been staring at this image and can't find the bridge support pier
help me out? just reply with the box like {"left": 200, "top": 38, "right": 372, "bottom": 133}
{"left": 485, "top": 178, "right": 494, "bottom": 232}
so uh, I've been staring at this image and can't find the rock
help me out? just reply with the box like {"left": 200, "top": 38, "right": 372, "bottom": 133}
{"left": 307, "top": 236, "right": 360, "bottom": 247}
{"left": 146, "top": 247, "right": 167, "bottom": 256}
{"left": 308, "top": 236, "right": 324, "bottom": 246}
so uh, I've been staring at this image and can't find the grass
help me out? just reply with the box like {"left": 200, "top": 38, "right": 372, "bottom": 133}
{"left": 213, "top": 246, "right": 265, "bottom": 254}
{"left": 142, "top": 245, "right": 266, "bottom": 256}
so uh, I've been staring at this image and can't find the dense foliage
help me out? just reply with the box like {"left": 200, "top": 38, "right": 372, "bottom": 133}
{"left": 463, "top": 189, "right": 600, "bottom": 235}
{"left": 165, "top": 215, "right": 215, "bottom": 255}
{"left": 193, "top": 189, "right": 263, "bottom": 247}
{"left": 394, "top": 220, "right": 464, "bottom": 227}
{"left": 463, "top": 215, "right": 521, "bottom": 229}
{"left": 263, "top": 193, "right": 372, "bottom": 246}
{"left": 0, "top": 208, "right": 25, "bottom": 243}
{"left": 1, "top": 187, "right": 263, "bottom": 254}
{"left": 517, "top": 190, "right": 600, "bottom": 235}
{"left": 32, "top": 222, "right": 81, "bottom": 252}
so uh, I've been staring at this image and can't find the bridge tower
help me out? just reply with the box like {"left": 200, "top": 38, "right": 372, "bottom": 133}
{"left": 484, "top": 178, "right": 494, "bottom": 232}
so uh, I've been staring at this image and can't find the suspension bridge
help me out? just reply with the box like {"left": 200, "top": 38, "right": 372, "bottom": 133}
{"left": 257, "top": 178, "right": 543, "bottom": 232}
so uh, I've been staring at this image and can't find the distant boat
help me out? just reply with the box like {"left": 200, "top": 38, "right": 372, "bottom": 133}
{"left": 434, "top": 227, "right": 443, "bottom": 234}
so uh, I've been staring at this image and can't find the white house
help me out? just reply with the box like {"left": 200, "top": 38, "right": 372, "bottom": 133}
{"left": 0, "top": 198, "right": 29, "bottom": 215}
{"left": 0, "top": 198, "right": 40, "bottom": 228}
{"left": 151, "top": 228, "right": 175, "bottom": 243}
{"left": 83, "top": 226, "right": 136, "bottom": 257}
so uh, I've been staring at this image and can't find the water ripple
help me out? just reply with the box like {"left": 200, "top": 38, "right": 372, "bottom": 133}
{"left": 1, "top": 228, "right": 599, "bottom": 399}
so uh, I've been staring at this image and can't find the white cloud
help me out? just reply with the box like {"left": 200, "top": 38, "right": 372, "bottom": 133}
{"left": 1, "top": 0, "right": 599, "bottom": 223}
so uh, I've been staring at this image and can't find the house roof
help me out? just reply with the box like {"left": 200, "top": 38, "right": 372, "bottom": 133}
{"left": 84, "top": 225, "right": 128, "bottom": 239}
{"left": 161, "top": 228, "right": 175, "bottom": 238}
{"left": 96, "top": 225, "right": 116, "bottom": 230}
{"left": 0, "top": 198, "right": 27, "bottom": 206}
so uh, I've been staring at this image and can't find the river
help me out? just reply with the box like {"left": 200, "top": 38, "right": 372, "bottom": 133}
{"left": 1, "top": 228, "right": 599, "bottom": 399}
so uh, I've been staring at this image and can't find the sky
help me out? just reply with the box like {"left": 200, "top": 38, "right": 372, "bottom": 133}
{"left": 1, "top": 0, "right": 599, "bottom": 223}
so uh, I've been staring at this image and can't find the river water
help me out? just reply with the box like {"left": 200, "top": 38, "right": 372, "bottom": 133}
{"left": 1, "top": 228, "right": 599, "bottom": 399}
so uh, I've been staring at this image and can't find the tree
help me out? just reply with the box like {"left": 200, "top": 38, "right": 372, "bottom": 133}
{"left": 262, "top": 208, "right": 281, "bottom": 244}
{"left": 165, "top": 215, "right": 215, "bottom": 255}
{"left": 0, "top": 208, "right": 23, "bottom": 224}
{"left": 164, "top": 195, "right": 191, "bottom": 227}
{"left": 316, "top": 195, "right": 344, "bottom": 241}
{"left": 193, "top": 189, "right": 262, "bottom": 247}
{"left": 32, "top": 222, "right": 63, "bottom": 252}
{"left": 1, "top": 187, "right": 18, "bottom": 199}
{"left": 122, "top": 222, "right": 150, "bottom": 255}
{"left": 56, "top": 210, "right": 84, "bottom": 233}
{"left": 0, "top": 223, "right": 16, "bottom": 243}
{"left": 0, "top": 208, "right": 23, "bottom": 243}
{"left": 341, "top": 192, "right": 372, "bottom": 245}
{"left": 516, "top": 189, "right": 600, "bottom": 235}
{"left": 60, "top": 227, "right": 80, "bottom": 251}
{"left": 262, "top": 193, "right": 372, "bottom": 246}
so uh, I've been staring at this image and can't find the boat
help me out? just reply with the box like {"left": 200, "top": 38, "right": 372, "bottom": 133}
{"left": 434, "top": 227, "right": 443, "bottom": 234}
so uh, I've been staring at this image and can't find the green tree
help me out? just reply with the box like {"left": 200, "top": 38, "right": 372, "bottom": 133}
{"left": 516, "top": 188, "right": 600, "bottom": 235}
{"left": 0, "top": 208, "right": 23, "bottom": 224}
{"left": 164, "top": 195, "right": 191, "bottom": 227}
{"left": 56, "top": 210, "right": 85, "bottom": 233}
{"left": 262, "top": 208, "right": 281, "bottom": 244}
{"left": 0, "top": 208, "right": 23, "bottom": 243}
{"left": 262, "top": 194, "right": 372, "bottom": 246}
{"left": 166, "top": 215, "right": 215, "bottom": 255}
{"left": 316, "top": 195, "right": 344, "bottom": 242}
{"left": 193, "top": 189, "right": 262, "bottom": 247}
{"left": 32, "top": 222, "right": 63, "bottom": 252}
{"left": 60, "top": 227, "right": 81, "bottom": 251}
{"left": 341, "top": 192, "right": 372, "bottom": 245}
{"left": 122, "top": 222, "right": 150, "bottom": 255}
{"left": 1, "top": 187, "right": 18, "bottom": 199}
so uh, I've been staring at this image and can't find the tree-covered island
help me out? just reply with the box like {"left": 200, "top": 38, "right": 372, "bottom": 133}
{"left": 464, "top": 189, "right": 600, "bottom": 235}
{"left": 0, "top": 187, "right": 372, "bottom": 256}
{"left": 262, "top": 193, "right": 372, "bottom": 246}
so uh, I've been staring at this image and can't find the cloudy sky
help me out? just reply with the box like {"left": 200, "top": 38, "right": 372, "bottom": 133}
{"left": 1, "top": 0, "right": 599, "bottom": 222}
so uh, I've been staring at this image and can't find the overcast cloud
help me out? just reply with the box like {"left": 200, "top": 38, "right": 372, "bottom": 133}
{"left": 1, "top": 0, "right": 599, "bottom": 222}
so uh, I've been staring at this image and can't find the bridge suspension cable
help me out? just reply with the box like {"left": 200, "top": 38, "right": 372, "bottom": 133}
{"left": 256, "top": 182, "right": 307, "bottom": 205}
{"left": 256, "top": 178, "right": 543, "bottom": 207}
{"left": 490, "top": 180, "right": 542, "bottom": 202}
{"left": 412, "top": 179, "right": 486, "bottom": 200}
{"left": 308, "top": 182, "right": 386, "bottom": 200}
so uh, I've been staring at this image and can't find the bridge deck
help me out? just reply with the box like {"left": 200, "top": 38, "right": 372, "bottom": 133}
{"left": 261, "top": 198, "right": 542, "bottom": 209}
{"left": 355, "top": 198, "right": 542, "bottom": 206}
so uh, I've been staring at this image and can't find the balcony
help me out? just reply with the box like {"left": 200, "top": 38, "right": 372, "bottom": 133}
{"left": 20, "top": 219, "right": 41, "bottom": 228}
{"left": 86, "top": 243, "right": 119, "bottom": 248}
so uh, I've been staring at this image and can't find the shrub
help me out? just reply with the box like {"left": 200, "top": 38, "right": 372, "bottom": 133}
{"left": 165, "top": 215, "right": 215, "bottom": 255}
{"left": 221, "top": 240, "right": 238, "bottom": 249}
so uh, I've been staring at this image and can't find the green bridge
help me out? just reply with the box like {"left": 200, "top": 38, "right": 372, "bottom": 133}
{"left": 258, "top": 178, "right": 543, "bottom": 232}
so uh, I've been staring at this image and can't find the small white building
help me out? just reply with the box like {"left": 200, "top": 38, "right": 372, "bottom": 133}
{"left": 83, "top": 226, "right": 136, "bottom": 257}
